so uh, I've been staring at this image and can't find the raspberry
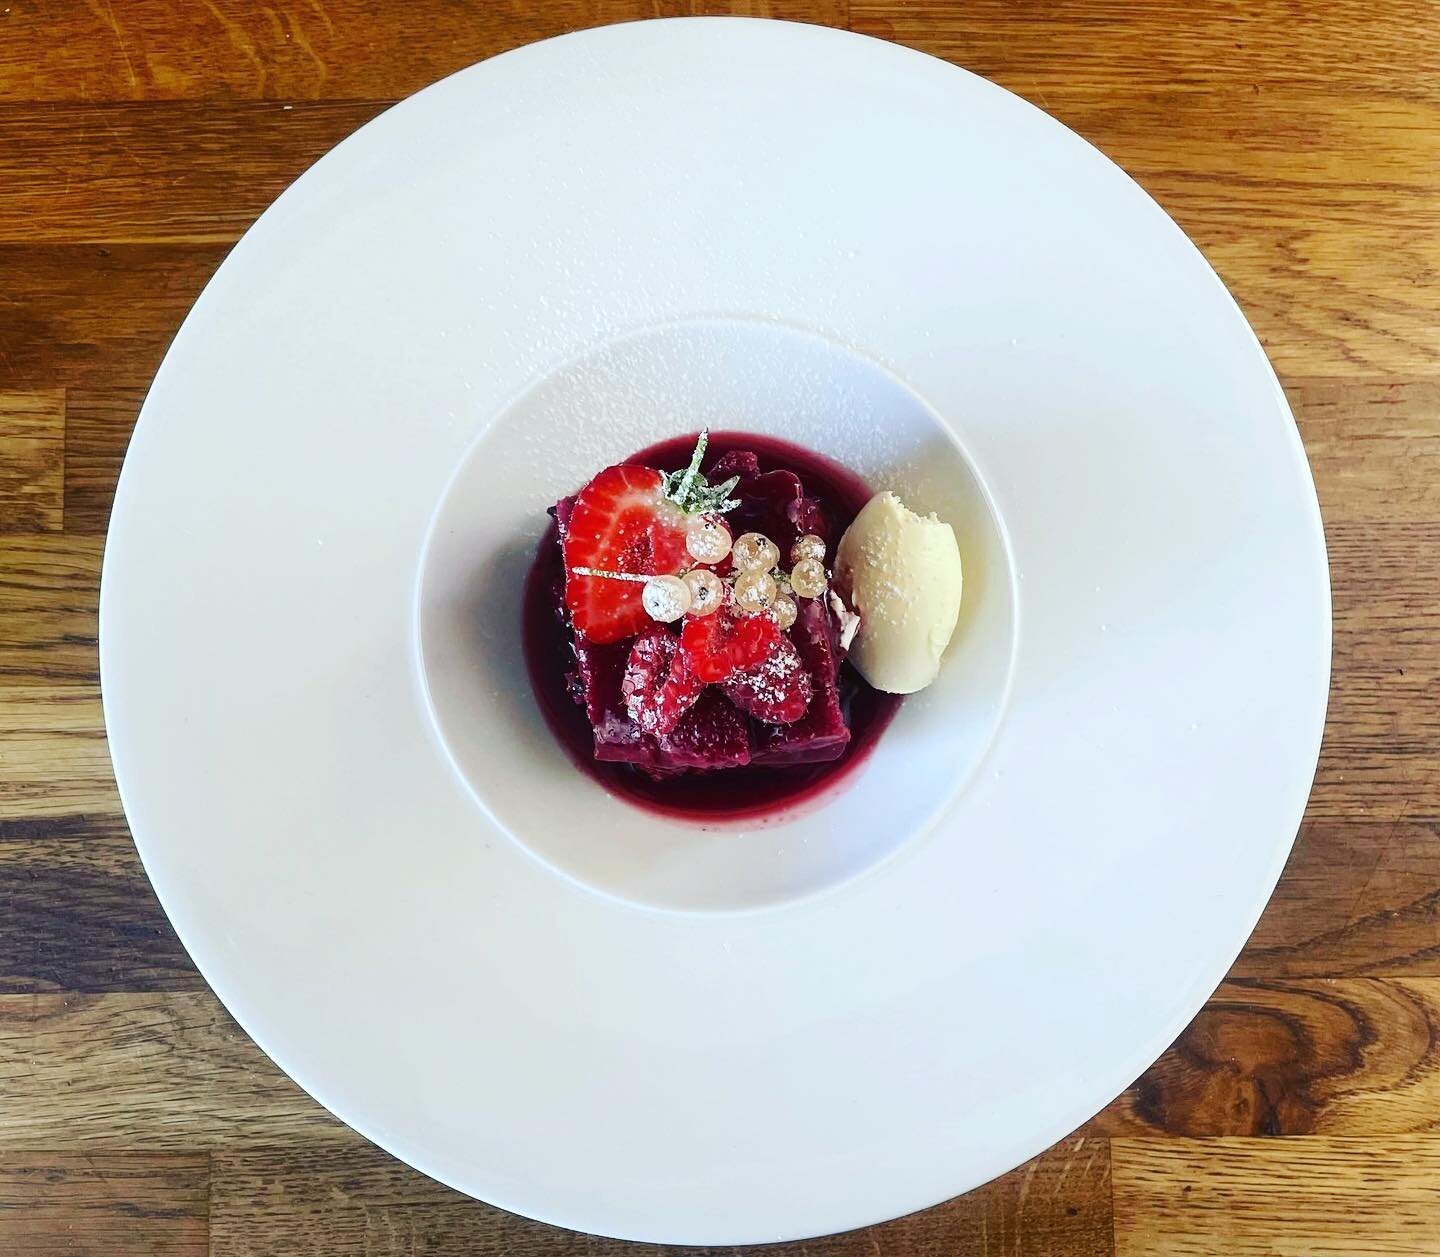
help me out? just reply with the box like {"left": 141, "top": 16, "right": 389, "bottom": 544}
{"left": 621, "top": 627, "right": 705, "bottom": 735}
{"left": 722, "top": 634, "right": 813, "bottom": 725}
{"left": 680, "top": 609, "right": 781, "bottom": 684}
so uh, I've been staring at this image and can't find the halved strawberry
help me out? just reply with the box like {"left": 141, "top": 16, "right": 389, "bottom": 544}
{"left": 561, "top": 465, "right": 690, "bottom": 644}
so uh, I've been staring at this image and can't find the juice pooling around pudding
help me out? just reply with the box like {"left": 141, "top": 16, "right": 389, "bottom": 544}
{"left": 523, "top": 432, "right": 902, "bottom": 823}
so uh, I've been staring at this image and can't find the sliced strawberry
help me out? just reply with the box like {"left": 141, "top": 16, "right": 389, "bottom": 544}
{"left": 561, "top": 465, "right": 690, "bottom": 643}
{"left": 680, "top": 609, "right": 781, "bottom": 685}
{"left": 722, "top": 634, "right": 813, "bottom": 725}
{"left": 621, "top": 627, "right": 705, "bottom": 735}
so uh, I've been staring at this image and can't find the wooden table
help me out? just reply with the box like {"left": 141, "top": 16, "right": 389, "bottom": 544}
{"left": 1, "top": 1, "right": 1436, "bottom": 1252}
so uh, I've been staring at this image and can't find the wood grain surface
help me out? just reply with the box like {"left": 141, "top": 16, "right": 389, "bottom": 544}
{"left": 0, "top": 1, "right": 1436, "bottom": 1252}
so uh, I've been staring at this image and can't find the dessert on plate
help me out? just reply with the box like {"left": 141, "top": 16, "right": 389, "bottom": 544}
{"left": 523, "top": 430, "right": 963, "bottom": 819}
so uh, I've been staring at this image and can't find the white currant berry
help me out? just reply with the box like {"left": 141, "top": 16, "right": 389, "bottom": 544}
{"left": 642, "top": 574, "right": 692, "bottom": 622}
{"left": 733, "top": 532, "right": 780, "bottom": 572}
{"left": 733, "top": 569, "right": 778, "bottom": 613}
{"left": 683, "top": 568, "right": 724, "bottom": 617}
{"left": 789, "top": 558, "right": 828, "bottom": 599}
{"left": 685, "top": 515, "right": 732, "bottom": 564}
{"left": 791, "top": 533, "right": 826, "bottom": 565}
{"left": 771, "top": 595, "right": 798, "bottom": 631}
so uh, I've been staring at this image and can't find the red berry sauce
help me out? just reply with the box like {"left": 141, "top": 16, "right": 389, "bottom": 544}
{"left": 522, "top": 432, "right": 902, "bottom": 824}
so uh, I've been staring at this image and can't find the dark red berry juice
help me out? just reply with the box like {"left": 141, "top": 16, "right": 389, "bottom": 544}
{"left": 522, "top": 432, "right": 902, "bottom": 824}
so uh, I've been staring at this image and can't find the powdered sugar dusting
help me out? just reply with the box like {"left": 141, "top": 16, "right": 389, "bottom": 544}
{"left": 641, "top": 575, "right": 690, "bottom": 623}
{"left": 746, "top": 641, "right": 807, "bottom": 706}
{"left": 462, "top": 321, "right": 938, "bottom": 520}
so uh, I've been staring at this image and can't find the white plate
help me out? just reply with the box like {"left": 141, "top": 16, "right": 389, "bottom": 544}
{"left": 101, "top": 18, "right": 1329, "bottom": 1245}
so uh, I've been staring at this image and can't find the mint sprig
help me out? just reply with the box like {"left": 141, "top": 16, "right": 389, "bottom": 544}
{"left": 660, "top": 429, "right": 741, "bottom": 515}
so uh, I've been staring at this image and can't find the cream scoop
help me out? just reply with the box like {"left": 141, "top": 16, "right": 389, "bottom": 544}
{"left": 834, "top": 491, "right": 963, "bottom": 694}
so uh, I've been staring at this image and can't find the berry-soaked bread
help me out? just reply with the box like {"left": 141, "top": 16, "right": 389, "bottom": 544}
{"left": 547, "top": 434, "right": 867, "bottom": 781}
{"left": 709, "top": 450, "right": 830, "bottom": 558}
